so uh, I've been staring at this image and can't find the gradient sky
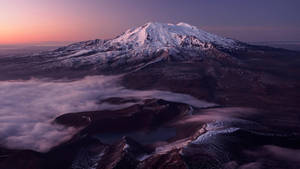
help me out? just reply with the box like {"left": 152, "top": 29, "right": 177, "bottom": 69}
{"left": 1, "top": 0, "right": 300, "bottom": 44}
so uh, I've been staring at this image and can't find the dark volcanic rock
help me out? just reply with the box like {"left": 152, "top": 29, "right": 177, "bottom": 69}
{"left": 121, "top": 49, "right": 300, "bottom": 112}
{"left": 121, "top": 49, "right": 300, "bottom": 133}
{"left": 138, "top": 150, "right": 188, "bottom": 169}
{"left": 96, "top": 137, "right": 147, "bottom": 169}
{"left": 55, "top": 99, "right": 190, "bottom": 134}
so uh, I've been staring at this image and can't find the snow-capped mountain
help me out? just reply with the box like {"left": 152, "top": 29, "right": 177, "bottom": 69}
{"left": 33, "top": 22, "right": 244, "bottom": 71}
{"left": 109, "top": 22, "right": 239, "bottom": 50}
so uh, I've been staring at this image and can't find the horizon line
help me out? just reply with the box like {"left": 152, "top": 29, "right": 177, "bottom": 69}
{"left": 1, "top": 40, "right": 300, "bottom": 47}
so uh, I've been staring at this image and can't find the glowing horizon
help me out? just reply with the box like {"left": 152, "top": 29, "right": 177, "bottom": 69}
{"left": 1, "top": 0, "right": 300, "bottom": 45}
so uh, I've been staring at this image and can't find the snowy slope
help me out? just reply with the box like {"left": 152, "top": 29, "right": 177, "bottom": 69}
{"left": 110, "top": 22, "right": 238, "bottom": 50}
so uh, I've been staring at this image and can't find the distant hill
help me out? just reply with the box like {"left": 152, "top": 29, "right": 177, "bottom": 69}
{"left": 0, "top": 45, "right": 62, "bottom": 57}
{"left": 249, "top": 41, "right": 300, "bottom": 51}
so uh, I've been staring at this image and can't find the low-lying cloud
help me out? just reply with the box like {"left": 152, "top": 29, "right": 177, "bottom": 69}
{"left": 0, "top": 76, "right": 119, "bottom": 152}
{"left": 0, "top": 75, "right": 214, "bottom": 152}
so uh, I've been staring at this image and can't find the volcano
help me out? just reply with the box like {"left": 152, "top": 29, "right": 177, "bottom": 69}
{"left": 0, "top": 22, "right": 300, "bottom": 169}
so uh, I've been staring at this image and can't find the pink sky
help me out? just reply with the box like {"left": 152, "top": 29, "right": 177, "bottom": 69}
{"left": 1, "top": 0, "right": 299, "bottom": 44}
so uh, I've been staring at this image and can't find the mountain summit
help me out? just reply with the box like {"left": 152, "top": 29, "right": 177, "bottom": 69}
{"left": 110, "top": 22, "right": 239, "bottom": 50}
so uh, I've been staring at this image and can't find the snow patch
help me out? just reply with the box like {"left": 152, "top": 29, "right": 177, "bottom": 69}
{"left": 123, "top": 144, "right": 130, "bottom": 151}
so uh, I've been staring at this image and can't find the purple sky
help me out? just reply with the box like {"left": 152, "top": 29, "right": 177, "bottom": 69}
{"left": 1, "top": 0, "right": 300, "bottom": 44}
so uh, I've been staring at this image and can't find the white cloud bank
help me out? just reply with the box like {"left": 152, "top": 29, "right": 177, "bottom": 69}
{"left": 0, "top": 76, "right": 119, "bottom": 152}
